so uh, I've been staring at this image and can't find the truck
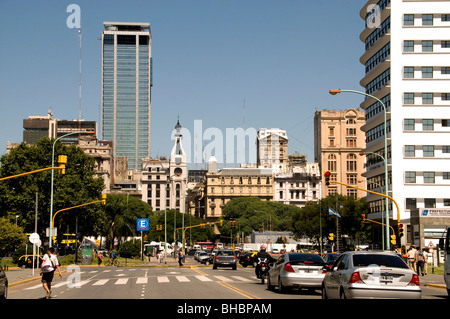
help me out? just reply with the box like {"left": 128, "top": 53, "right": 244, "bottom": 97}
{"left": 439, "top": 226, "right": 450, "bottom": 296}
{"left": 144, "top": 242, "right": 173, "bottom": 256}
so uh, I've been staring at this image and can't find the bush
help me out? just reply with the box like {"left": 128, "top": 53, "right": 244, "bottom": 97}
{"left": 118, "top": 239, "right": 141, "bottom": 258}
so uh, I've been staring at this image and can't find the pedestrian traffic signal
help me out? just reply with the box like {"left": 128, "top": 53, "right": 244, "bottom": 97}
{"left": 398, "top": 223, "right": 404, "bottom": 238}
{"left": 324, "top": 170, "right": 331, "bottom": 186}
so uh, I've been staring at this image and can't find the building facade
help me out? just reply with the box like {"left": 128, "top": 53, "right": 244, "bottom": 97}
{"left": 256, "top": 128, "right": 289, "bottom": 174}
{"left": 314, "top": 109, "right": 366, "bottom": 198}
{"left": 359, "top": 0, "right": 450, "bottom": 247}
{"left": 101, "top": 22, "right": 152, "bottom": 172}
{"left": 205, "top": 156, "right": 274, "bottom": 220}
{"left": 141, "top": 120, "right": 187, "bottom": 212}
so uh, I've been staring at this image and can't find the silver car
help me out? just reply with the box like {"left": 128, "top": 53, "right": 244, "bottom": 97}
{"left": 321, "top": 250, "right": 422, "bottom": 299}
{"left": 266, "top": 253, "right": 326, "bottom": 293}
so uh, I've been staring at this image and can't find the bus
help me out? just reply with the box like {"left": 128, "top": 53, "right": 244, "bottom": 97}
{"left": 196, "top": 241, "right": 214, "bottom": 250}
{"left": 439, "top": 227, "right": 450, "bottom": 296}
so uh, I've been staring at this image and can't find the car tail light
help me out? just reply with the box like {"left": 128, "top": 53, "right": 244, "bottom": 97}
{"left": 284, "top": 263, "right": 294, "bottom": 273}
{"left": 408, "top": 274, "right": 420, "bottom": 286}
{"left": 349, "top": 272, "right": 364, "bottom": 284}
{"left": 216, "top": 255, "right": 219, "bottom": 260}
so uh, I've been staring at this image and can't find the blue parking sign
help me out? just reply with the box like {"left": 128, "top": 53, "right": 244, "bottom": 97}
{"left": 137, "top": 218, "right": 149, "bottom": 231}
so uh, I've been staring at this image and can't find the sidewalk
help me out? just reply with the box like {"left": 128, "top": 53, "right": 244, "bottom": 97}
{"left": 6, "top": 256, "right": 191, "bottom": 287}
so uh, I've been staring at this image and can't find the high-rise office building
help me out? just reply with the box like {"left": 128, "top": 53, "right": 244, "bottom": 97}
{"left": 101, "top": 22, "right": 152, "bottom": 171}
{"left": 360, "top": 1, "right": 450, "bottom": 247}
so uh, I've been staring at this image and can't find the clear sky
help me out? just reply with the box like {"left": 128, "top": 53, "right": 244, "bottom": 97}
{"left": 0, "top": 0, "right": 366, "bottom": 168}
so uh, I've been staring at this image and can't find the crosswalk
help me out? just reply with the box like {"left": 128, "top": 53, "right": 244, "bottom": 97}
{"left": 24, "top": 269, "right": 257, "bottom": 290}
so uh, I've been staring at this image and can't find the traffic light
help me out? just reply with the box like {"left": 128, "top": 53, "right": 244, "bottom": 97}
{"left": 101, "top": 194, "right": 107, "bottom": 205}
{"left": 328, "top": 233, "right": 334, "bottom": 241}
{"left": 58, "top": 155, "right": 67, "bottom": 174}
{"left": 219, "top": 220, "right": 223, "bottom": 227}
{"left": 230, "top": 221, "right": 236, "bottom": 229}
{"left": 156, "top": 224, "right": 162, "bottom": 231}
{"left": 398, "top": 223, "right": 404, "bottom": 238}
{"left": 324, "top": 170, "right": 331, "bottom": 186}
{"left": 391, "top": 234, "right": 396, "bottom": 245}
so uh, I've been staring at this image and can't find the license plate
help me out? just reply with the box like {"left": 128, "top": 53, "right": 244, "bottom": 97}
{"left": 380, "top": 275, "right": 393, "bottom": 282}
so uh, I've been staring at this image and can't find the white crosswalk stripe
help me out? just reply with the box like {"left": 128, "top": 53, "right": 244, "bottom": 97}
{"left": 115, "top": 278, "right": 128, "bottom": 285}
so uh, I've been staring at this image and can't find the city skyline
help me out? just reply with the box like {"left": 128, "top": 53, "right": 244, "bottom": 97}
{"left": 0, "top": 1, "right": 365, "bottom": 167}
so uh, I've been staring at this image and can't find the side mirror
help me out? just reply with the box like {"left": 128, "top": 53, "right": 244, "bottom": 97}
{"left": 439, "top": 238, "right": 445, "bottom": 250}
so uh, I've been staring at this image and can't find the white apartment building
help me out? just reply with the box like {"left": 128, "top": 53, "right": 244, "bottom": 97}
{"left": 360, "top": 0, "right": 450, "bottom": 247}
{"left": 256, "top": 128, "right": 288, "bottom": 174}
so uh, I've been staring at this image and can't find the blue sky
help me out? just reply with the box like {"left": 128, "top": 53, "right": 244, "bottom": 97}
{"left": 0, "top": 1, "right": 365, "bottom": 168}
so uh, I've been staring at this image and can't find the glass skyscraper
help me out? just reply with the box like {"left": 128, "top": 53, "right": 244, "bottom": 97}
{"left": 101, "top": 22, "right": 152, "bottom": 171}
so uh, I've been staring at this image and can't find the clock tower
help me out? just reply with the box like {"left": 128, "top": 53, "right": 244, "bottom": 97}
{"left": 169, "top": 119, "right": 187, "bottom": 213}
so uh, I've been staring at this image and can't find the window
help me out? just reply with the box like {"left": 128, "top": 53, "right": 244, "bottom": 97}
{"left": 347, "top": 154, "right": 357, "bottom": 171}
{"left": 442, "top": 67, "right": 450, "bottom": 74}
{"left": 406, "top": 198, "right": 417, "bottom": 210}
{"left": 425, "top": 198, "right": 436, "bottom": 208}
{"left": 405, "top": 145, "right": 415, "bottom": 157}
{"left": 442, "top": 41, "right": 450, "bottom": 48}
{"left": 328, "top": 154, "right": 337, "bottom": 172}
{"left": 423, "top": 145, "right": 434, "bottom": 157}
{"left": 442, "top": 14, "right": 450, "bottom": 22}
{"left": 404, "top": 67, "right": 414, "bottom": 78}
{"left": 422, "top": 67, "right": 433, "bottom": 78}
{"left": 443, "top": 120, "right": 450, "bottom": 127}
{"left": 347, "top": 174, "right": 357, "bottom": 185}
{"left": 442, "top": 94, "right": 450, "bottom": 101}
{"left": 404, "top": 93, "right": 414, "bottom": 104}
{"left": 423, "top": 119, "right": 434, "bottom": 130}
{"left": 405, "top": 171, "right": 416, "bottom": 183}
{"left": 422, "top": 93, "right": 433, "bottom": 104}
{"left": 422, "top": 14, "right": 433, "bottom": 25}
{"left": 443, "top": 146, "right": 450, "bottom": 153}
{"left": 444, "top": 199, "right": 450, "bottom": 207}
{"left": 424, "top": 172, "right": 435, "bottom": 183}
{"left": 404, "top": 40, "right": 414, "bottom": 52}
{"left": 443, "top": 172, "right": 450, "bottom": 180}
{"left": 404, "top": 119, "right": 415, "bottom": 130}
{"left": 422, "top": 40, "right": 433, "bottom": 52}
{"left": 404, "top": 14, "right": 414, "bottom": 26}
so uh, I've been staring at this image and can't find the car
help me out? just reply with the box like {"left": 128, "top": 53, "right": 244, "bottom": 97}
{"left": 323, "top": 252, "right": 341, "bottom": 270}
{"left": 266, "top": 253, "right": 326, "bottom": 293}
{"left": 239, "top": 251, "right": 257, "bottom": 267}
{"left": 213, "top": 249, "right": 237, "bottom": 270}
{"left": 199, "top": 252, "right": 213, "bottom": 265}
{"left": 17, "top": 255, "right": 43, "bottom": 268}
{"left": 194, "top": 250, "right": 203, "bottom": 261}
{"left": 272, "top": 248, "right": 280, "bottom": 254}
{"left": 321, "top": 250, "right": 422, "bottom": 299}
{"left": 0, "top": 265, "right": 8, "bottom": 299}
{"left": 197, "top": 251, "right": 210, "bottom": 263}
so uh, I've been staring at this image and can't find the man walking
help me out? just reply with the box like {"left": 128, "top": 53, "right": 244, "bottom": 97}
{"left": 40, "top": 247, "right": 62, "bottom": 299}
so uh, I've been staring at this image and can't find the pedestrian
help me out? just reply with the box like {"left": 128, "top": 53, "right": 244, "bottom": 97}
{"left": 423, "top": 249, "right": 428, "bottom": 275}
{"left": 98, "top": 252, "right": 103, "bottom": 266}
{"left": 415, "top": 247, "right": 425, "bottom": 276}
{"left": 407, "top": 246, "right": 416, "bottom": 272}
{"left": 146, "top": 250, "right": 151, "bottom": 263}
{"left": 40, "top": 247, "right": 62, "bottom": 299}
{"left": 178, "top": 250, "right": 183, "bottom": 266}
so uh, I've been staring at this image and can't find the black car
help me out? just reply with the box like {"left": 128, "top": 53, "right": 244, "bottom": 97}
{"left": 323, "top": 253, "right": 341, "bottom": 270}
{"left": 239, "top": 251, "right": 257, "bottom": 267}
{"left": 0, "top": 265, "right": 8, "bottom": 299}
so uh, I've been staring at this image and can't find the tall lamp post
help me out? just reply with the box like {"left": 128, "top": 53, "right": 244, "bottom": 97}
{"left": 329, "top": 89, "right": 390, "bottom": 250}
{"left": 49, "top": 130, "right": 87, "bottom": 247}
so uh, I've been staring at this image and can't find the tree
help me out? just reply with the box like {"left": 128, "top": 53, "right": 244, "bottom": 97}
{"left": 0, "top": 138, "right": 105, "bottom": 244}
{"left": 101, "top": 194, "right": 152, "bottom": 250}
{"left": 0, "top": 217, "right": 27, "bottom": 256}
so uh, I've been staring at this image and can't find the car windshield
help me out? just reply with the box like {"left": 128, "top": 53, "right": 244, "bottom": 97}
{"left": 352, "top": 254, "right": 408, "bottom": 269}
{"left": 288, "top": 253, "right": 325, "bottom": 265}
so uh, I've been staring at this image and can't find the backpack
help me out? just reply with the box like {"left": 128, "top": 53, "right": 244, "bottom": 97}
{"left": 41, "top": 254, "right": 55, "bottom": 273}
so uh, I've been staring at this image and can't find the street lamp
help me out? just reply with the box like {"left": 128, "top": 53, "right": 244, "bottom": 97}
{"left": 330, "top": 89, "right": 390, "bottom": 250}
{"left": 49, "top": 130, "right": 87, "bottom": 247}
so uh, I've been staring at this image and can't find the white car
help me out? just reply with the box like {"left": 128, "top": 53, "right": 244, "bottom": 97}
{"left": 321, "top": 250, "right": 422, "bottom": 299}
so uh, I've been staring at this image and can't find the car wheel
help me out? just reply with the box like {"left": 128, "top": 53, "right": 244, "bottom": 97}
{"left": 213, "top": 264, "right": 217, "bottom": 269}
{"left": 266, "top": 276, "right": 274, "bottom": 291}
{"left": 339, "top": 287, "right": 347, "bottom": 299}
{"left": 232, "top": 265, "right": 236, "bottom": 270}
{"left": 321, "top": 285, "right": 328, "bottom": 299}
{"left": 278, "top": 277, "right": 286, "bottom": 294}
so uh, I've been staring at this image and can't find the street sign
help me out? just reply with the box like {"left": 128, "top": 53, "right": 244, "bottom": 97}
{"left": 137, "top": 218, "right": 149, "bottom": 231}
{"left": 29, "top": 233, "right": 40, "bottom": 244}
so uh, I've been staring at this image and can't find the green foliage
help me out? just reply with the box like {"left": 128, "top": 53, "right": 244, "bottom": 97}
{"left": 119, "top": 239, "right": 141, "bottom": 258}
{"left": 0, "top": 217, "right": 27, "bottom": 256}
{"left": 0, "top": 138, "right": 104, "bottom": 243}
